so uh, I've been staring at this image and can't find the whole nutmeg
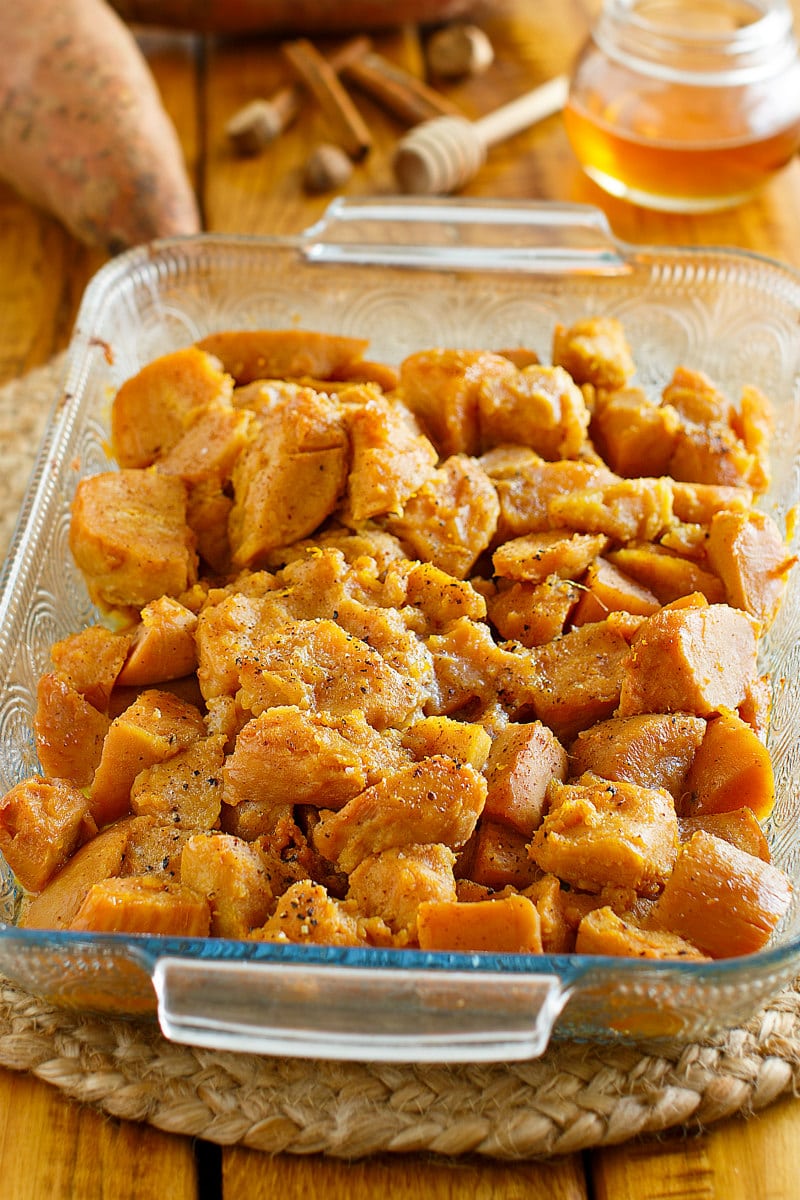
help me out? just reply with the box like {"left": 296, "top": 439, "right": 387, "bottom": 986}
{"left": 426, "top": 24, "right": 495, "bottom": 79}
{"left": 303, "top": 143, "right": 354, "bottom": 193}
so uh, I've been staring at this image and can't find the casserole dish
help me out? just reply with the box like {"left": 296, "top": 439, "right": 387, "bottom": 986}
{"left": 1, "top": 198, "right": 799, "bottom": 1062}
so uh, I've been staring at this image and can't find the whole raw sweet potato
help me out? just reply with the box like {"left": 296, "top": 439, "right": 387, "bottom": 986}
{"left": 0, "top": 0, "right": 199, "bottom": 251}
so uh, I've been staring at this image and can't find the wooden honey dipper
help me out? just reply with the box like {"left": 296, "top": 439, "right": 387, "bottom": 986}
{"left": 392, "top": 73, "right": 569, "bottom": 194}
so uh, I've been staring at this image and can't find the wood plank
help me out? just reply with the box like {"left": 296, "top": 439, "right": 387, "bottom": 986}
{"left": 0, "top": 1066, "right": 198, "bottom": 1200}
{"left": 222, "top": 1148, "right": 588, "bottom": 1200}
{"left": 591, "top": 1095, "right": 800, "bottom": 1200}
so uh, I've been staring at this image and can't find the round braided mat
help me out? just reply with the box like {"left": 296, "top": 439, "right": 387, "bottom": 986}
{"left": 1, "top": 358, "right": 800, "bottom": 1158}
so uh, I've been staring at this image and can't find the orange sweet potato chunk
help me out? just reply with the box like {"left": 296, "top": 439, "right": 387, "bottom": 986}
{"left": 571, "top": 558, "right": 661, "bottom": 626}
{"left": 529, "top": 773, "right": 679, "bottom": 897}
{"left": 649, "top": 831, "right": 791, "bottom": 958}
{"left": 487, "top": 576, "right": 578, "bottom": 647}
{"left": 477, "top": 364, "right": 590, "bottom": 460}
{"left": 253, "top": 880, "right": 364, "bottom": 946}
{"left": 618, "top": 603, "right": 759, "bottom": 719}
{"left": 70, "top": 875, "right": 211, "bottom": 936}
{"left": 706, "top": 509, "right": 796, "bottom": 627}
{"left": 34, "top": 674, "right": 110, "bottom": 787}
{"left": 341, "top": 388, "right": 437, "bottom": 524}
{"left": 312, "top": 756, "right": 487, "bottom": 873}
{"left": 591, "top": 388, "right": 680, "bottom": 477}
{"left": 575, "top": 906, "right": 706, "bottom": 960}
{"left": 607, "top": 544, "right": 725, "bottom": 606}
{"left": 117, "top": 595, "right": 198, "bottom": 687}
{"left": 49, "top": 625, "right": 132, "bottom": 711}
{"left": 180, "top": 832, "right": 273, "bottom": 938}
{"left": 70, "top": 470, "right": 198, "bottom": 611}
{"left": 111, "top": 346, "right": 233, "bottom": 469}
{"left": 481, "top": 451, "right": 617, "bottom": 542}
{"left": 483, "top": 721, "right": 568, "bottom": 835}
{"left": 346, "top": 843, "right": 457, "bottom": 941}
{"left": 417, "top": 893, "right": 543, "bottom": 954}
{"left": 457, "top": 820, "right": 541, "bottom": 890}
{"left": 551, "top": 317, "right": 636, "bottom": 391}
{"left": 492, "top": 530, "right": 608, "bottom": 585}
{"left": 569, "top": 712, "right": 706, "bottom": 802}
{"left": 401, "top": 716, "right": 491, "bottom": 771}
{"left": 196, "top": 329, "right": 369, "bottom": 385}
{"left": 0, "top": 776, "right": 97, "bottom": 893}
{"left": 682, "top": 711, "right": 774, "bottom": 821}
{"left": 680, "top": 807, "right": 770, "bottom": 863}
{"left": 130, "top": 733, "right": 225, "bottom": 829}
{"left": 399, "top": 348, "right": 512, "bottom": 458}
{"left": 548, "top": 477, "right": 674, "bottom": 544}
{"left": 20, "top": 815, "right": 150, "bottom": 929}
{"left": 90, "top": 689, "right": 206, "bottom": 827}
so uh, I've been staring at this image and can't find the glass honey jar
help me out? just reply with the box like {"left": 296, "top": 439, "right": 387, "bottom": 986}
{"left": 564, "top": 0, "right": 800, "bottom": 211}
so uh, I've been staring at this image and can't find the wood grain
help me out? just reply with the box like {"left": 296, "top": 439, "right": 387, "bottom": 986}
{"left": 0, "top": 1066, "right": 197, "bottom": 1200}
{"left": 222, "top": 1147, "right": 589, "bottom": 1199}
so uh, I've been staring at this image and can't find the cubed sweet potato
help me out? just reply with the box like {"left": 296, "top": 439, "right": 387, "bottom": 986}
{"left": 483, "top": 721, "right": 568, "bottom": 835}
{"left": 416, "top": 893, "right": 543, "bottom": 954}
{"left": 575, "top": 906, "right": 706, "bottom": 960}
{"left": 346, "top": 843, "right": 457, "bottom": 940}
{"left": 529, "top": 773, "right": 679, "bottom": 897}
{"left": 682, "top": 711, "right": 774, "bottom": 821}
{"left": 649, "top": 831, "right": 791, "bottom": 957}
{"left": 680, "top": 807, "right": 770, "bottom": 863}
{"left": 706, "top": 509, "right": 796, "bottom": 627}
{"left": 70, "top": 875, "right": 210, "bottom": 936}
{"left": 552, "top": 317, "right": 635, "bottom": 391}
{"left": 569, "top": 712, "right": 706, "bottom": 802}
{"left": 34, "top": 674, "right": 110, "bottom": 787}
{"left": 195, "top": 329, "right": 369, "bottom": 385}
{"left": 0, "top": 776, "right": 97, "bottom": 892}
{"left": 180, "top": 831, "right": 273, "bottom": 938}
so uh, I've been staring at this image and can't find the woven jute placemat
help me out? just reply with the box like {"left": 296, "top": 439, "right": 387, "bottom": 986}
{"left": 1, "top": 358, "right": 800, "bottom": 1158}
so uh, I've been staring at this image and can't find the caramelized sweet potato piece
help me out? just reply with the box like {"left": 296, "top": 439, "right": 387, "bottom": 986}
{"left": 492, "top": 530, "right": 608, "bottom": 585}
{"left": 457, "top": 820, "right": 541, "bottom": 890}
{"left": 20, "top": 815, "right": 150, "bottom": 929}
{"left": 228, "top": 388, "right": 348, "bottom": 566}
{"left": 480, "top": 449, "right": 616, "bottom": 541}
{"left": 34, "top": 674, "right": 110, "bottom": 786}
{"left": 180, "top": 831, "right": 273, "bottom": 938}
{"left": 734, "top": 383, "right": 774, "bottom": 493}
{"left": 0, "top": 776, "right": 96, "bottom": 892}
{"left": 706, "top": 509, "right": 796, "bottom": 627}
{"left": 399, "top": 348, "right": 512, "bottom": 457}
{"left": 425, "top": 616, "right": 540, "bottom": 720}
{"left": 312, "top": 755, "right": 487, "bottom": 873}
{"left": 487, "top": 576, "right": 579, "bottom": 647}
{"left": 529, "top": 773, "right": 679, "bottom": 897}
{"left": 649, "top": 831, "right": 791, "bottom": 958}
{"left": 403, "top": 561, "right": 487, "bottom": 628}
{"left": 663, "top": 366, "right": 735, "bottom": 427}
{"left": 111, "top": 346, "right": 233, "bottom": 469}
{"left": 591, "top": 388, "right": 679, "bottom": 477}
{"left": 346, "top": 843, "right": 457, "bottom": 940}
{"left": 530, "top": 616, "right": 642, "bottom": 742}
{"left": 341, "top": 388, "right": 437, "bottom": 523}
{"left": 483, "top": 721, "right": 568, "bottom": 835}
{"left": 70, "top": 470, "right": 197, "bottom": 611}
{"left": 670, "top": 480, "right": 753, "bottom": 524}
{"left": 118, "top": 596, "right": 198, "bottom": 687}
{"left": 417, "top": 893, "right": 543, "bottom": 954}
{"left": 196, "top": 329, "right": 369, "bottom": 384}
{"left": 548, "top": 477, "right": 674, "bottom": 543}
{"left": 49, "top": 624, "right": 132, "bottom": 711}
{"left": 130, "top": 733, "right": 225, "bottom": 829}
{"left": 477, "top": 364, "right": 590, "bottom": 460}
{"left": 618, "top": 603, "right": 759, "bottom": 719}
{"left": 607, "top": 543, "right": 725, "bottom": 606}
{"left": 680, "top": 807, "right": 770, "bottom": 863}
{"left": 90, "top": 689, "right": 206, "bottom": 827}
{"left": 682, "top": 711, "right": 774, "bottom": 821}
{"left": 575, "top": 906, "right": 706, "bottom": 960}
{"left": 252, "top": 880, "right": 364, "bottom": 945}
{"left": 236, "top": 619, "right": 418, "bottom": 730}
{"left": 551, "top": 317, "right": 635, "bottom": 390}
{"left": 668, "top": 422, "right": 759, "bottom": 490}
{"left": 401, "top": 716, "right": 491, "bottom": 771}
{"left": 70, "top": 875, "right": 211, "bottom": 936}
{"left": 569, "top": 712, "right": 706, "bottom": 802}
{"left": 155, "top": 404, "right": 253, "bottom": 487}
{"left": 571, "top": 557, "right": 660, "bottom": 625}
{"left": 120, "top": 819, "right": 195, "bottom": 878}
{"left": 385, "top": 454, "right": 500, "bottom": 581}
{"left": 223, "top": 706, "right": 408, "bottom": 812}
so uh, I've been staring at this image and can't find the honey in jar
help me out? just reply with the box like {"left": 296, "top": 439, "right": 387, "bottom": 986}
{"left": 565, "top": 0, "right": 800, "bottom": 211}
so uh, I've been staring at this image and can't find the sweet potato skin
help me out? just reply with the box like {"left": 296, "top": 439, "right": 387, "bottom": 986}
{"left": 0, "top": 0, "right": 199, "bottom": 251}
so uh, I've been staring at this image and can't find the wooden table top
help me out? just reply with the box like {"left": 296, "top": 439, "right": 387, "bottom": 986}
{"left": 2, "top": 1, "right": 800, "bottom": 1196}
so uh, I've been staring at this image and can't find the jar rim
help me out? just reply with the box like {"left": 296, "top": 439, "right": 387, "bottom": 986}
{"left": 596, "top": 0, "right": 798, "bottom": 84}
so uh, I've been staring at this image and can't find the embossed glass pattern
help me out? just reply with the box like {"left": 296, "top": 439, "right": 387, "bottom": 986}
{"left": 1, "top": 200, "right": 799, "bottom": 1060}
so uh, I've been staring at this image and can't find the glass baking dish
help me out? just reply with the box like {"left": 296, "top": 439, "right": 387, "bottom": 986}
{"left": 1, "top": 198, "right": 799, "bottom": 1062}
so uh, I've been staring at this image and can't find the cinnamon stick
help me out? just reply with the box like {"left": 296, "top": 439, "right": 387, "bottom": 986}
{"left": 344, "top": 51, "right": 463, "bottom": 126}
{"left": 282, "top": 37, "right": 373, "bottom": 161}
{"left": 227, "top": 36, "right": 371, "bottom": 155}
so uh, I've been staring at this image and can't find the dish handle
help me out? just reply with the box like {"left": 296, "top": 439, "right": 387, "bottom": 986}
{"left": 300, "top": 196, "right": 631, "bottom": 275}
{"left": 152, "top": 955, "right": 570, "bottom": 1062}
